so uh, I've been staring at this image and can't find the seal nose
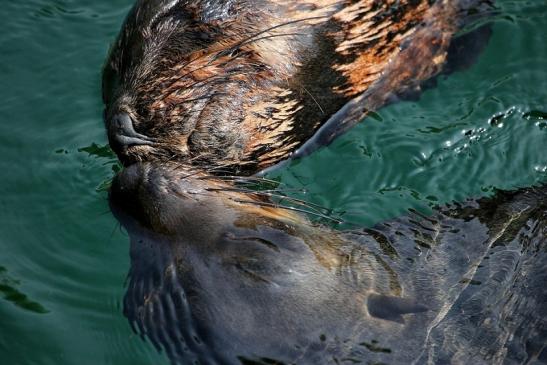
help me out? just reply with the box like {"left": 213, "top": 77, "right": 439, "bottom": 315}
{"left": 108, "top": 113, "right": 157, "bottom": 148}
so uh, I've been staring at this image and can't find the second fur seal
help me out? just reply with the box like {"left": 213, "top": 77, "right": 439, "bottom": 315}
{"left": 103, "top": 0, "right": 493, "bottom": 174}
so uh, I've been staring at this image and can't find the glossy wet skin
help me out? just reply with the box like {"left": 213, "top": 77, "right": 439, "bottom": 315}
{"left": 103, "top": 0, "right": 493, "bottom": 174}
{"left": 110, "top": 163, "right": 547, "bottom": 364}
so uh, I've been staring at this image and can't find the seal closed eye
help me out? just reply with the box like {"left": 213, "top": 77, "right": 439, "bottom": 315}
{"left": 103, "top": 0, "right": 494, "bottom": 174}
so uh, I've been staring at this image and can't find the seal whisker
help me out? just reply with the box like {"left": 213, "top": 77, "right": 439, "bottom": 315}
{"left": 199, "top": 175, "right": 284, "bottom": 188}
{"left": 107, "top": 221, "right": 121, "bottom": 244}
{"left": 160, "top": 15, "right": 330, "bottom": 99}
{"left": 302, "top": 86, "right": 325, "bottom": 114}
{"left": 234, "top": 32, "right": 309, "bottom": 47}
{"left": 228, "top": 198, "right": 344, "bottom": 224}
{"left": 228, "top": 15, "right": 330, "bottom": 51}
{"left": 207, "top": 186, "right": 338, "bottom": 220}
{"left": 205, "top": 186, "right": 331, "bottom": 213}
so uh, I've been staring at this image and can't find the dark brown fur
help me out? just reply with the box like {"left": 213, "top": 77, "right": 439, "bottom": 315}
{"left": 103, "top": 0, "right": 492, "bottom": 174}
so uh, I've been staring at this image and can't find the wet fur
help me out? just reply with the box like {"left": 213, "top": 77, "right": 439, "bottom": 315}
{"left": 103, "top": 0, "right": 494, "bottom": 174}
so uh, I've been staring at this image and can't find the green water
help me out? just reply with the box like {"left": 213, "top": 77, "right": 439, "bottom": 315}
{"left": 0, "top": 1, "right": 545, "bottom": 364}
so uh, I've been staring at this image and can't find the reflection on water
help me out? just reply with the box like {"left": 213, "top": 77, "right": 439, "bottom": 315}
{"left": 78, "top": 143, "right": 122, "bottom": 191}
{"left": 111, "top": 163, "right": 547, "bottom": 364}
{"left": 0, "top": 266, "right": 48, "bottom": 314}
{"left": 79, "top": 143, "right": 118, "bottom": 161}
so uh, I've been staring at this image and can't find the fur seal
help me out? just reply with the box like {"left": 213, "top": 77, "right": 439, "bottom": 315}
{"left": 110, "top": 162, "right": 547, "bottom": 364}
{"left": 100, "top": 1, "right": 547, "bottom": 364}
{"left": 103, "top": 0, "right": 493, "bottom": 174}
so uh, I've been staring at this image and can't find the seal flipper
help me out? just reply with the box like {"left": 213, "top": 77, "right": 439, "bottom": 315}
{"left": 393, "top": 22, "right": 493, "bottom": 102}
{"left": 366, "top": 294, "right": 428, "bottom": 324}
{"left": 442, "top": 23, "right": 493, "bottom": 76}
{"left": 257, "top": 7, "right": 495, "bottom": 176}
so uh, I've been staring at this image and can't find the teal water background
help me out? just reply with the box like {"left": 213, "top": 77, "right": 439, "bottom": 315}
{"left": 0, "top": 1, "right": 545, "bottom": 364}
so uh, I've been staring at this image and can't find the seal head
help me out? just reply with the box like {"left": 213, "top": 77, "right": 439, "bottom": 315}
{"left": 103, "top": 0, "right": 492, "bottom": 174}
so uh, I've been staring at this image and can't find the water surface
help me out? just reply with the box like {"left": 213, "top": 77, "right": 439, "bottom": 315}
{"left": 0, "top": 1, "right": 545, "bottom": 364}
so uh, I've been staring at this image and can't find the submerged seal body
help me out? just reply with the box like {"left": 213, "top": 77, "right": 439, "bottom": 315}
{"left": 103, "top": 0, "right": 492, "bottom": 174}
{"left": 110, "top": 163, "right": 547, "bottom": 364}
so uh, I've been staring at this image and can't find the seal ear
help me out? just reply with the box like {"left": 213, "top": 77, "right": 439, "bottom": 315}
{"left": 366, "top": 294, "right": 428, "bottom": 324}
